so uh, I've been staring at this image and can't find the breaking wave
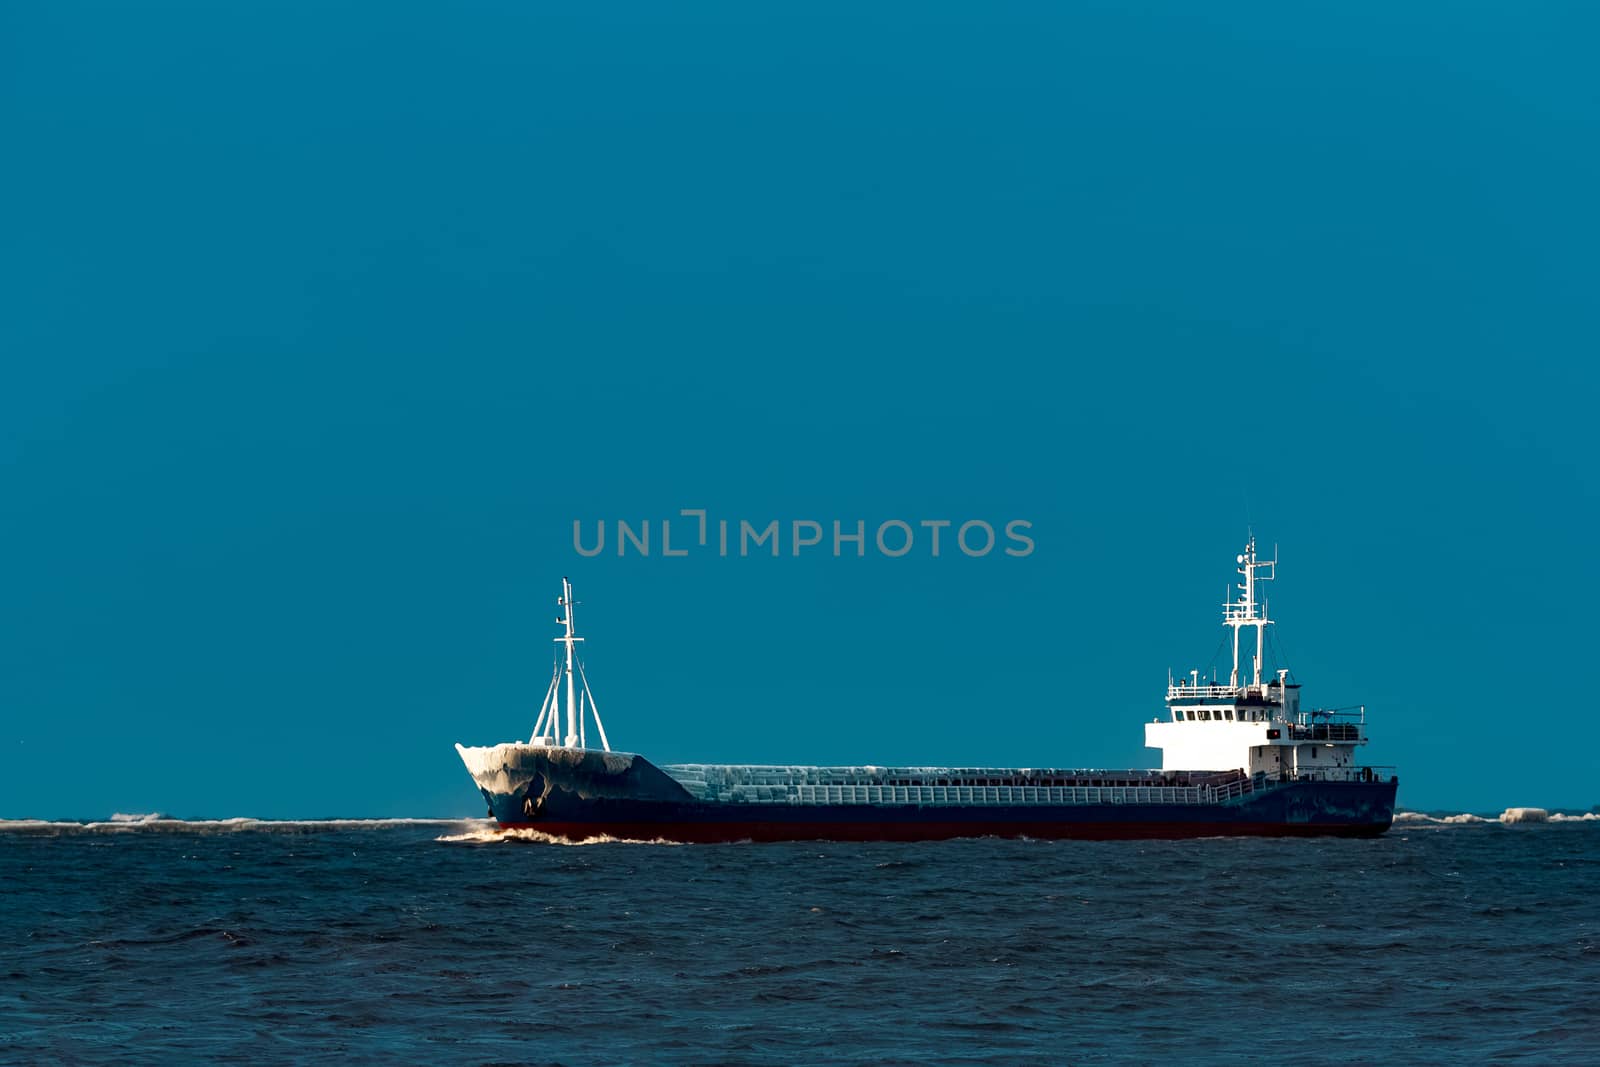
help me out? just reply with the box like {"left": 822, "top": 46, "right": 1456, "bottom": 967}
{"left": 1394, "top": 808, "right": 1600, "bottom": 826}
{"left": 0, "top": 816, "right": 473, "bottom": 836}
{"left": 434, "top": 825, "right": 685, "bottom": 846}
{"left": 5, "top": 811, "right": 1593, "bottom": 838}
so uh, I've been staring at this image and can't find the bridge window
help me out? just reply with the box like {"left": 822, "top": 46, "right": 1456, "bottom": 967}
{"left": 1198, "top": 710, "right": 1210, "bottom": 721}
{"left": 1224, "top": 709, "right": 1234, "bottom": 721}
{"left": 1173, "top": 710, "right": 1184, "bottom": 721}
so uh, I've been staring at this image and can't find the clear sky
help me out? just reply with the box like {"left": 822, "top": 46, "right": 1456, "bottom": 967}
{"left": 3, "top": 3, "right": 1596, "bottom": 818}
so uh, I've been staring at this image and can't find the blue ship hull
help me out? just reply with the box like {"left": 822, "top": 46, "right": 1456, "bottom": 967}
{"left": 462, "top": 746, "right": 1398, "bottom": 842}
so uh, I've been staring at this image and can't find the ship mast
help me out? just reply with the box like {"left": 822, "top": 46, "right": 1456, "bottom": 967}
{"left": 557, "top": 577, "right": 580, "bottom": 745}
{"left": 1224, "top": 535, "right": 1276, "bottom": 690}
{"left": 533, "top": 577, "right": 611, "bottom": 751}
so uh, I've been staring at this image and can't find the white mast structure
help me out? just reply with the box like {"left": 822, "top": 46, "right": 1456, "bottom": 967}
{"left": 1224, "top": 535, "right": 1276, "bottom": 692}
{"left": 528, "top": 577, "right": 611, "bottom": 751}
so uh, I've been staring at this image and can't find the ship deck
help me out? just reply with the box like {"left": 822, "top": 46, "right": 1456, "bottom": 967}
{"left": 661, "top": 764, "right": 1260, "bottom": 806}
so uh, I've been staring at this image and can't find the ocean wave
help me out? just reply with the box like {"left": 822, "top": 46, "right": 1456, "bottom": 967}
{"left": 434, "top": 825, "right": 684, "bottom": 846}
{"left": 6, "top": 811, "right": 1593, "bottom": 838}
{"left": 0, "top": 816, "right": 474, "bottom": 836}
{"left": 1394, "top": 808, "right": 1599, "bottom": 826}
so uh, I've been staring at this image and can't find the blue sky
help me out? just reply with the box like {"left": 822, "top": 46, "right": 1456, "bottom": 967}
{"left": 3, "top": 3, "right": 1596, "bottom": 817}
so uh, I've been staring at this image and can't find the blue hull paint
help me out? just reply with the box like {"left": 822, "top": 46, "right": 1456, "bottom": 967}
{"left": 470, "top": 749, "right": 1399, "bottom": 842}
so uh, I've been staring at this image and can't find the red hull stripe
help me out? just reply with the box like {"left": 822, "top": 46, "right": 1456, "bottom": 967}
{"left": 497, "top": 819, "right": 1391, "bottom": 843}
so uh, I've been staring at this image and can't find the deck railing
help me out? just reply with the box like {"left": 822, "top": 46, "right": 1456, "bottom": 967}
{"left": 673, "top": 766, "right": 1395, "bottom": 806}
{"left": 1287, "top": 723, "right": 1363, "bottom": 741}
{"left": 1294, "top": 706, "right": 1366, "bottom": 726}
{"left": 786, "top": 782, "right": 1228, "bottom": 806}
{"left": 1166, "top": 683, "right": 1240, "bottom": 700}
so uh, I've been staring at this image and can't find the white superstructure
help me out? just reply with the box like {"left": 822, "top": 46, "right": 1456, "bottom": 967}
{"left": 1144, "top": 537, "right": 1370, "bottom": 780}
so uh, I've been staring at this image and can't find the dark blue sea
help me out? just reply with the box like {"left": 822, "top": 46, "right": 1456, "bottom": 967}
{"left": 3, "top": 815, "right": 1596, "bottom": 1065}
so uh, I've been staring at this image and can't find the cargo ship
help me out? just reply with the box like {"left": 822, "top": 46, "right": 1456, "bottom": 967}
{"left": 456, "top": 539, "right": 1398, "bottom": 841}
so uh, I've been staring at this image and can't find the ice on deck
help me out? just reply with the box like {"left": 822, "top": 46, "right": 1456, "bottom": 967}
{"left": 659, "top": 763, "right": 1223, "bottom": 805}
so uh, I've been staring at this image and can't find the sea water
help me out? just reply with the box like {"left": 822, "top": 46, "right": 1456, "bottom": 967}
{"left": 2, "top": 814, "right": 1596, "bottom": 1064}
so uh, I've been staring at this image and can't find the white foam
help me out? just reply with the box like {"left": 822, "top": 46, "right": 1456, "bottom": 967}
{"left": 1392, "top": 811, "right": 1485, "bottom": 825}
{"left": 1392, "top": 807, "right": 1598, "bottom": 826}
{"left": 0, "top": 817, "right": 475, "bottom": 835}
{"left": 435, "top": 825, "right": 683, "bottom": 846}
